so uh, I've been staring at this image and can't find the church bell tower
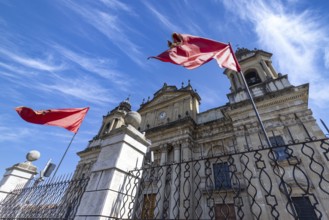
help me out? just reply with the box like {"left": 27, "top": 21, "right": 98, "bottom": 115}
{"left": 225, "top": 48, "right": 279, "bottom": 92}
{"left": 224, "top": 48, "right": 291, "bottom": 104}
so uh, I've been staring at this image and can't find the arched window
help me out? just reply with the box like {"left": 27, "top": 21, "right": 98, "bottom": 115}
{"left": 245, "top": 71, "right": 261, "bottom": 86}
{"left": 103, "top": 122, "right": 111, "bottom": 134}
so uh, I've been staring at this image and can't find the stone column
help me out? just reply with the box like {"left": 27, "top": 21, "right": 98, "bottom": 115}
{"left": 169, "top": 141, "right": 181, "bottom": 219}
{"left": 74, "top": 124, "right": 150, "bottom": 220}
{"left": 154, "top": 144, "right": 168, "bottom": 219}
{"left": 260, "top": 59, "right": 272, "bottom": 78}
{"left": 0, "top": 150, "right": 39, "bottom": 201}
{"left": 235, "top": 71, "right": 245, "bottom": 90}
{"left": 179, "top": 139, "right": 193, "bottom": 219}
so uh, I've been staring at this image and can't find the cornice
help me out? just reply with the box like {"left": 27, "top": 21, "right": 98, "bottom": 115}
{"left": 143, "top": 116, "right": 197, "bottom": 134}
{"left": 77, "top": 145, "right": 101, "bottom": 157}
{"left": 229, "top": 84, "right": 309, "bottom": 115}
{"left": 150, "top": 134, "right": 193, "bottom": 152}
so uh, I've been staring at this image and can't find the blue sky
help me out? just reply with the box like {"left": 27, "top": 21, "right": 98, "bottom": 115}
{"left": 0, "top": 0, "right": 329, "bottom": 178}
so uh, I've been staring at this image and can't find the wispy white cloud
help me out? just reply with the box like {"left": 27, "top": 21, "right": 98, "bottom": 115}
{"left": 142, "top": 2, "right": 206, "bottom": 41}
{"left": 52, "top": 45, "right": 130, "bottom": 87}
{"left": 221, "top": 0, "right": 329, "bottom": 107}
{"left": 325, "top": 47, "right": 329, "bottom": 69}
{"left": 100, "top": 0, "right": 134, "bottom": 13}
{"left": 184, "top": 22, "right": 205, "bottom": 37}
{"left": 0, "top": 61, "right": 38, "bottom": 76}
{"left": 0, "top": 126, "right": 33, "bottom": 142}
{"left": 143, "top": 2, "right": 182, "bottom": 32}
{"left": 0, "top": 86, "right": 27, "bottom": 104}
{"left": 37, "top": 76, "right": 119, "bottom": 105}
{"left": 310, "top": 86, "right": 329, "bottom": 108}
{"left": 0, "top": 48, "right": 65, "bottom": 72}
{"left": 61, "top": 0, "right": 145, "bottom": 67}
{"left": 0, "top": 123, "right": 75, "bottom": 155}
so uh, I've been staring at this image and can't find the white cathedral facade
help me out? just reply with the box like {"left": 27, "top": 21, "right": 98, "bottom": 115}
{"left": 72, "top": 48, "right": 329, "bottom": 220}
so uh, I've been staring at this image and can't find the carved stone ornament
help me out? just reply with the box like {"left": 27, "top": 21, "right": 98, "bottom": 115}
{"left": 124, "top": 111, "right": 142, "bottom": 128}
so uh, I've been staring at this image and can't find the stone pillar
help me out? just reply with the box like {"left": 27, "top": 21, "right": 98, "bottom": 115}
{"left": 179, "top": 139, "right": 193, "bottom": 219}
{"left": 260, "top": 59, "right": 272, "bottom": 78}
{"left": 169, "top": 141, "right": 181, "bottom": 219}
{"left": 154, "top": 144, "right": 168, "bottom": 219}
{"left": 74, "top": 125, "right": 150, "bottom": 220}
{"left": 0, "top": 150, "right": 39, "bottom": 201}
{"left": 235, "top": 71, "right": 245, "bottom": 90}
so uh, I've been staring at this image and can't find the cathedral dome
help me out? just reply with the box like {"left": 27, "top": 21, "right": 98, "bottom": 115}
{"left": 124, "top": 111, "right": 142, "bottom": 129}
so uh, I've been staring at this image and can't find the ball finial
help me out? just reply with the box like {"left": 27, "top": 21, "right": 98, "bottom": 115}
{"left": 124, "top": 111, "right": 142, "bottom": 129}
{"left": 26, "top": 150, "right": 41, "bottom": 162}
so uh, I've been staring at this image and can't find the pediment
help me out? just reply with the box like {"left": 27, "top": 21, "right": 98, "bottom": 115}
{"left": 140, "top": 92, "right": 187, "bottom": 110}
{"left": 138, "top": 83, "right": 201, "bottom": 112}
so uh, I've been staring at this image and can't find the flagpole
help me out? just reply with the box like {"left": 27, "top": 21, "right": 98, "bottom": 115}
{"left": 51, "top": 132, "right": 77, "bottom": 180}
{"left": 239, "top": 70, "right": 272, "bottom": 148}
{"left": 227, "top": 43, "right": 272, "bottom": 148}
{"left": 320, "top": 119, "right": 329, "bottom": 134}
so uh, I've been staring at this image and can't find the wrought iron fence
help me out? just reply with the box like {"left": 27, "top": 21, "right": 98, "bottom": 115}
{"left": 0, "top": 174, "right": 89, "bottom": 219}
{"left": 2, "top": 129, "right": 329, "bottom": 220}
{"left": 112, "top": 133, "right": 329, "bottom": 219}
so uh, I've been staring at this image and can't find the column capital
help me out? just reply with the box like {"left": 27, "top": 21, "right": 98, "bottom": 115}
{"left": 159, "top": 143, "right": 172, "bottom": 153}
{"left": 173, "top": 141, "right": 181, "bottom": 150}
{"left": 180, "top": 138, "right": 193, "bottom": 146}
{"left": 172, "top": 140, "right": 183, "bottom": 149}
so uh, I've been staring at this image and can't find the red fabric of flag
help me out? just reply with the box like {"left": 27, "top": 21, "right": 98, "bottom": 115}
{"left": 150, "top": 33, "right": 241, "bottom": 72}
{"left": 15, "top": 107, "right": 89, "bottom": 133}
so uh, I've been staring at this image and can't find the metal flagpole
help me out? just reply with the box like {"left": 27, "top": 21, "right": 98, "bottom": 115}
{"left": 239, "top": 70, "right": 272, "bottom": 148}
{"left": 228, "top": 43, "right": 272, "bottom": 148}
{"left": 320, "top": 119, "right": 329, "bottom": 134}
{"left": 229, "top": 46, "right": 300, "bottom": 216}
{"left": 51, "top": 132, "right": 77, "bottom": 180}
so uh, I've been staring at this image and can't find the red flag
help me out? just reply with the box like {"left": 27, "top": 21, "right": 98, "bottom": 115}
{"left": 15, "top": 107, "right": 89, "bottom": 133}
{"left": 150, "top": 33, "right": 241, "bottom": 72}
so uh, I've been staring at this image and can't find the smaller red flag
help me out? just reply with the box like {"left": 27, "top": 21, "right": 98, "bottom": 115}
{"left": 150, "top": 33, "right": 241, "bottom": 72}
{"left": 15, "top": 107, "right": 89, "bottom": 133}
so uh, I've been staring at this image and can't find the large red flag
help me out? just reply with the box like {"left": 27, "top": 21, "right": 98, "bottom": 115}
{"left": 15, "top": 107, "right": 89, "bottom": 133}
{"left": 150, "top": 33, "right": 241, "bottom": 72}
